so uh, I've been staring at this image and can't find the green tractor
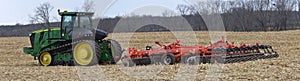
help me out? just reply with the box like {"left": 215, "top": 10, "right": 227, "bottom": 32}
{"left": 23, "top": 10, "right": 122, "bottom": 66}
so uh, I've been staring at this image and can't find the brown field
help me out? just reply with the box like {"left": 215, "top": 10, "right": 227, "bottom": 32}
{"left": 0, "top": 30, "right": 299, "bottom": 80}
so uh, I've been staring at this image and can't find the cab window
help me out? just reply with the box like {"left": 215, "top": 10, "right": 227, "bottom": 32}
{"left": 62, "top": 16, "right": 78, "bottom": 33}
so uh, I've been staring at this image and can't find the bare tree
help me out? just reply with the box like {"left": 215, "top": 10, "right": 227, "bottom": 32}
{"left": 194, "top": 1, "right": 219, "bottom": 15}
{"left": 272, "top": 0, "right": 297, "bottom": 30}
{"left": 176, "top": 4, "right": 196, "bottom": 15}
{"left": 173, "top": 0, "right": 300, "bottom": 31}
{"left": 29, "top": 2, "right": 54, "bottom": 28}
{"left": 162, "top": 10, "right": 176, "bottom": 17}
{"left": 249, "top": 0, "right": 272, "bottom": 31}
{"left": 82, "top": 0, "right": 95, "bottom": 12}
{"left": 297, "top": 0, "right": 300, "bottom": 27}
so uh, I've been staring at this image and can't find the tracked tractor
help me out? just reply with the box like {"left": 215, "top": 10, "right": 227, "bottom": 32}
{"left": 23, "top": 10, "right": 122, "bottom": 66}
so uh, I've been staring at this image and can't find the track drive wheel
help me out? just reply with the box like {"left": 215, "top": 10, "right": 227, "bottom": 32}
{"left": 38, "top": 52, "right": 53, "bottom": 66}
{"left": 160, "top": 54, "right": 175, "bottom": 65}
{"left": 73, "top": 41, "right": 98, "bottom": 66}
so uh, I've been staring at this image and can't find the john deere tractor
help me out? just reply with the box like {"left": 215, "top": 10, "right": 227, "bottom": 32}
{"left": 23, "top": 10, "right": 122, "bottom": 66}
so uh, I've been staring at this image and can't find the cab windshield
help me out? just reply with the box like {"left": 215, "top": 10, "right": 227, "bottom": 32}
{"left": 62, "top": 15, "right": 92, "bottom": 34}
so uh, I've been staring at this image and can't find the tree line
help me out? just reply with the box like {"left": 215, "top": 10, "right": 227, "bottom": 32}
{"left": 175, "top": 0, "right": 300, "bottom": 31}
{"left": 26, "top": 0, "right": 300, "bottom": 32}
{"left": 1, "top": 0, "right": 300, "bottom": 37}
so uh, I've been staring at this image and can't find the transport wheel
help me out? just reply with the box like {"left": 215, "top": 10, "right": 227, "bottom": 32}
{"left": 73, "top": 41, "right": 98, "bottom": 66}
{"left": 215, "top": 56, "right": 226, "bottom": 64}
{"left": 122, "top": 59, "right": 135, "bottom": 67}
{"left": 160, "top": 54, "right": 175, "bottom": 65}
{"left": 186, "top": 56, "right": 200, "bottom": 65}
{"left": 108, "top": 39, "right": 123, "bottom": 64}
{"left": 38, "top": 52, "right": 53, "bottom": 66}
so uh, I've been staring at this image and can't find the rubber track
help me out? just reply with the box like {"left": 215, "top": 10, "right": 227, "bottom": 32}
{"left": 40, "top": 40, "right": 98, "bottom": 66}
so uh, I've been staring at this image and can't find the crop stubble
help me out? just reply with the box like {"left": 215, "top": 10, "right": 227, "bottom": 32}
{"left": 0, "top": 30, "right": 299, "bottom": 80}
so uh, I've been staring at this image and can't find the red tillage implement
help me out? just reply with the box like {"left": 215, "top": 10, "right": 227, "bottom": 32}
{"left": 121, "top": 38, "right": 278, "bottom": 67}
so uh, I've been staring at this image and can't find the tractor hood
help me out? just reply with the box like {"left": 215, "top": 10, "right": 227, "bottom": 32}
{"left": 95, "top": 29, "right": 108, "bottom": 40}
{"left": 28, "top": 27, "right": 108, "bottom": 40}
{"left": 29, "top": 27, "right": 60, "bottom": 36}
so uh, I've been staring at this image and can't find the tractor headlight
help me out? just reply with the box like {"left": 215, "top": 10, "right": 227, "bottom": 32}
{"left": 29, "top": 34, "right": 32, "bottom": 36}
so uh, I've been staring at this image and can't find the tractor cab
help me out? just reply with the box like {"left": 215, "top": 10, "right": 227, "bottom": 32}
{"left": 59, "top": 10, "right": 94, "bottom": 40}
{"left": 58, "top": 10, "right": 107, "bottom": 40}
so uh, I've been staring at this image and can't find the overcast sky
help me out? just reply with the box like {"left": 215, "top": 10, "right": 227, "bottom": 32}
{"left": 0, "top": 0, "right": 188, "bottom": 25}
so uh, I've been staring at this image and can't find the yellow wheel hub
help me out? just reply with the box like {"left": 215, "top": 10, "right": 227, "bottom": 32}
{"left": 39, "top": 52, "right": 52, "bottom": 66}
{"left": 74, "top": 42, "right": 94, "bottom": 65}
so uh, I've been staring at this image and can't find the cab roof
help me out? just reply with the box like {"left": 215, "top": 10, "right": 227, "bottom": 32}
{"left": 59, "top": 12, "right": 94, "bottom": 16}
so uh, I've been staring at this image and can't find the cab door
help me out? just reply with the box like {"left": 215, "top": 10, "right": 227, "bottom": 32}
{"left": 61, "top": 15, "right": 78, "bottom": 40}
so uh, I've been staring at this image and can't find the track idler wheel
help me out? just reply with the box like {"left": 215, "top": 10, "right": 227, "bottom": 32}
{"left": 38, "top": 52, "right": 53, "bottom": 66}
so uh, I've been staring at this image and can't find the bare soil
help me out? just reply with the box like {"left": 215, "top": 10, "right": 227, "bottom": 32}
{"left": 0, "top": 30, "right": 299, "bottom": 80}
